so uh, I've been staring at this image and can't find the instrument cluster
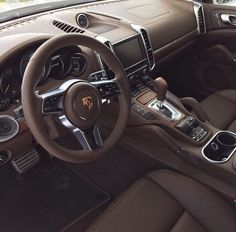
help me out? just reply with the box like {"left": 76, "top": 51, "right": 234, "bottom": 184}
{"left": 0, "top": 45, "right": 87, "bottom": 111}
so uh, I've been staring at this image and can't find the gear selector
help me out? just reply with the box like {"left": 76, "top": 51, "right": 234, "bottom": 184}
{"left": 148, "top": 77, "right": 181, "bottom": 121}
{"left": 153, "top": 77, "right": 168, "bottom": 107}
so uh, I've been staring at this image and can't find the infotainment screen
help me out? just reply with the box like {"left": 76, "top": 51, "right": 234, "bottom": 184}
{"left": 113, "top": 36, "right": 145, "bottom": 70}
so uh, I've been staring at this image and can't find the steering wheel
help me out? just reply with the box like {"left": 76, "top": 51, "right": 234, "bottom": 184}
{"left": 21, "top": 34, "right": 130, "bottom": 163}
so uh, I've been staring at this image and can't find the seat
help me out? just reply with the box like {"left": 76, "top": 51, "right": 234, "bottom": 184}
{"left": 86, "top": 170, "right": 236, "bottom": 232}
{"left": 201, "top": 89, "right": 236, "bottom": 133}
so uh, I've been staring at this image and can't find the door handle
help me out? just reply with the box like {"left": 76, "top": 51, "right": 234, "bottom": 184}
{"left": 221, "top": 14, "right": 236, "bottom": 25}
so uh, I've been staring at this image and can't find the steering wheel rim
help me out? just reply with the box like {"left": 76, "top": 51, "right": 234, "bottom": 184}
{"left": 21, "top": 34, "right": 130, "bottom": 163}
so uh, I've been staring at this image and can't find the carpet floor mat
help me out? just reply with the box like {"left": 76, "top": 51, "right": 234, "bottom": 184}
{"left": 0, "top": 164, "right": 110, "bottom": 232}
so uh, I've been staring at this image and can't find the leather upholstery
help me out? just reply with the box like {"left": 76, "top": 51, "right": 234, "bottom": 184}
{"left": 201, "top": 89, "right": 236, "bottom": 132}
{"left": 86, "top": 170, "right": 236, "bottom": 232}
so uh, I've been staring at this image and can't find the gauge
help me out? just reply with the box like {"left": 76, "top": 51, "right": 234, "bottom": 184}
{"left": 50, "top": 55, "right": 65, "bottom": 79}
{"left": 0, "top": 68, "right": 21, "bottom": 98}
{"left": 0, "top": 96, "right": 10, "bottom": 111}
{"left": 70, "top": 54, "right": 87, "bottom": 77}
{"left": 20, "top": 50, "right": 51, "bottom": 84}
{"left": 77, "top": 14, "right": 89, "bottom": 29}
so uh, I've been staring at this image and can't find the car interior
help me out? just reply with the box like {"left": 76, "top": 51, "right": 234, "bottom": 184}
{"left": 1, "top": 0, "right": 236, "bottom": 231}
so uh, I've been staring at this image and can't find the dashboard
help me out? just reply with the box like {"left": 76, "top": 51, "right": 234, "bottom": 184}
{"left": 0, "top": 44, "right": 87, "bottom": 111}
{"left": 0, "top": 0, "right": 205, "bottom": 157}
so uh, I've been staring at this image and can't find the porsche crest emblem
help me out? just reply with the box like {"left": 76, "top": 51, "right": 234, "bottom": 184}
{"left": 82, "top": 96, "right": 94, "bottom": 111}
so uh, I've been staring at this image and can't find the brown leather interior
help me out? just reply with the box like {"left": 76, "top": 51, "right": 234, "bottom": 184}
{"left": 87, "top": 170, "right": 236, "bottom": 232}
{"left": 201, "top": 89, "right": 236, "bottom": 132}
{"left": 1, "top": 0, "right": 236, "bottom": 231}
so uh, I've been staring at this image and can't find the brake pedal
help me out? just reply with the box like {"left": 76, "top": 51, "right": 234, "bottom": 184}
{"left": 12, "top": 148, "right": 39, "bottom": 174}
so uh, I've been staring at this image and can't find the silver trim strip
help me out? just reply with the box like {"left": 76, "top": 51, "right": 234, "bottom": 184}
{"left": 221, "top": 14, "right": 236, "bottom": 26}
{"left": 40, "top": 79, "right": 81, "bottom": 115}
{"left": 0, "top": 115, "right": 19, "bottom": 143}
{"left": 58, "top": 115, "right": 103, "bottom": 150}
{"left": 106, "top": 34, "right": 148, "bottom": 74}
{"left": 202, "top": 130, "right": 236, "bottom": 164}
{"left": 193, "top": 2, "right": 206, "bottom": 34}
{"left": 76, "top": 13, "right": 90, "bottom": 29}
{"left": 148, "top": 100, "right": 182, "bottom": 121}
{"left": 131, "top": 24, "right": 156, "bottom": 70}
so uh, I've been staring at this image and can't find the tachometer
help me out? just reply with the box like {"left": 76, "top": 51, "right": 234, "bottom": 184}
{"left": 49, "top": 55, "right": 65, "bottom": 79}
{"left": 0, "top": 68, "right": 21, "bottom": 98}
{"left": 20, "top": 50, "right": 51, "bottom": 84}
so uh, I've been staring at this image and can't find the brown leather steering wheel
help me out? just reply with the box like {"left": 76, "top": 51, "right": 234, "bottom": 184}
{"left": 21, "top": 34, "right": 130, "bottom": 163}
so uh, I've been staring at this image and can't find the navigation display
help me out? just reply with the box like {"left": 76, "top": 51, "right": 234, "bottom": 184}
{"left": 113, "top": 36, "right": 145, "bottom": 69}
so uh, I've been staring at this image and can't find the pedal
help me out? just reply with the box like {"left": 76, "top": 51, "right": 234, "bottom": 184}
{"left": 12, "top": 148, "right": 39, "bottom": 174}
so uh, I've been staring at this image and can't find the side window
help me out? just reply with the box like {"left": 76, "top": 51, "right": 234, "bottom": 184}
{"left": 212, "top": 0, "right": 236, "bottom": 6}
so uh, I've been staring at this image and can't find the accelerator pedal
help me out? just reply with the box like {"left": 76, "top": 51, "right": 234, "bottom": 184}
{"left": 12, "top": 148, "right": 39, "bottom": 174}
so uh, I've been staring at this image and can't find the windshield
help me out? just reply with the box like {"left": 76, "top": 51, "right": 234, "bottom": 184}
{"left": 0, "top": 0, "right": 101, "bottom": 23}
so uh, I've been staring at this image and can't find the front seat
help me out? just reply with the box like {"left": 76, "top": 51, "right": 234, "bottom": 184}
{"left": 201, "top": 89, "right": 236, "bottom": 133}
{"left": 86, "top": 170, "right": 236, "bottom": 232}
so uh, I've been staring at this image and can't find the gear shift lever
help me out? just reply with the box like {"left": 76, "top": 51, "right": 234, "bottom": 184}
{"left": 153, "top": 77, "right": 168, "bottom": 108}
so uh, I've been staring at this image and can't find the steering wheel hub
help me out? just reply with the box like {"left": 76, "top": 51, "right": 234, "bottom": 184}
{"left": 64, "top": 82, "right": 102, "bottom": 129}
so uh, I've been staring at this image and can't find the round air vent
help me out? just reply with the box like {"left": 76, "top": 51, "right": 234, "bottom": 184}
{"left": 0, "top": 115, "right": 19, "bottom": 142}
{"left": 76, "top": 14, "right": 89, "bottom": 29}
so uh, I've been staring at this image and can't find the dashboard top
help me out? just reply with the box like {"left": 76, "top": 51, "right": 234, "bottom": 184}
{"left": 0, "top": 0, "right": 203, "bottom": 114}
{"left": 0, "top": 0, "right": 199, "bottom": 53}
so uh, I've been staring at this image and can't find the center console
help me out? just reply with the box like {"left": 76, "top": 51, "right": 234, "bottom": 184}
{"left": 98, "top": 24, "right": 210, "bottom": 145}
{"left": 129, "top": 74, "right": 210, "bottom": 144}
{"left": 99, "top": 24, "right": 236, "bottom": 189}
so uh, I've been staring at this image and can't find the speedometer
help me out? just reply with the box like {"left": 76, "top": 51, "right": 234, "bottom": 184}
{"left": 0, "top": 68, "right": 21, "bottom": 98}
{"left": 70, "top": 53, "right": 87, "bottom": 77}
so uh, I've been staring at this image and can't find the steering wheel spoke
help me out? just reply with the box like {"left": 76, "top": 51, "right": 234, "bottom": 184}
{"left": 21, "top": 34, "right": 130, "bottom": 163}
{"left": 91, "top": 79, "right": 120, "bottom": 101}
{"left": 40, "top": 90, "right": 64, "bottom": 115}
{"left": 59, "top": 115, "right": 103, "bottom": 150}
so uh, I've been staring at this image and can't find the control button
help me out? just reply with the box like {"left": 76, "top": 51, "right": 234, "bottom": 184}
{"left": 89, "top": 71, "right": 106, "bottom": 82}
{"left": 131, "top": 89, "right": 141, "bottom": 97}
{"left": 190, "top": 126, "right": 207, "bottom": 142}
{"left": 14, "top": 105, "right": 24, "bottom": 118}
{"left": 97, "top": 82, "right": 119, "bottom": 98}
{"left": 43, "top": 94, "right": 63, "bottom": 113}
{"left": 0, "top": 150, "right": 11, "bottom": 166}
{"left": 143, "top": 112, "right": 156, "bottom": 120}
{"left": 132, "top": 104, "right": 148, "bottom": 115}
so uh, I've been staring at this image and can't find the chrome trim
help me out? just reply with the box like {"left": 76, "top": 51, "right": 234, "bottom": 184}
{"left": 96, "top": 34, "right": 149, "bottom": 76}
{"left": 202, "top": 130, "right": 236, "bottom": 164}
{"left": 40, "top": 79, "right": 81, "bottom": 115}
{"left": 148, "top": 100, "right": 182, "bottom": 121}
{"left": 193, "top": 2, "right": 206, "bottom": 34}
{"left": 131, "top": 24, "right": 156, "bottom": 70}
{"left": 76, "top": 13, "right": 90, "bottom": 29}
{"left": 89, "top": 70, "right": 107, "bottom": 81}
{"left": 0, "top": 115, "right": 19, "bottom": 143}
{"left": 221, "top": 14, "right": 236, "bottom": 26}
{"left": 58, "top": 115, "right": 103, "bottom": 150}
{"left": 112, "top": 34, "right": 139, "bottom": 46}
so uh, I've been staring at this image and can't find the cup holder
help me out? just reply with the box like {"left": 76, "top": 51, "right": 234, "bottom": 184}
{"left": 202, "top": 131, "right": 236, "bottom": 163}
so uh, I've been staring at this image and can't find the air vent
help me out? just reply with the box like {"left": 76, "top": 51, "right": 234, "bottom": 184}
{"left": 140, "top": 29, "right": 155, "bottom": 70}
{"left": 198, "top": 6, "right": 206, "bottom": 34}
{"left": 52, "top": 20, "right": 85, "bottom": 33}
